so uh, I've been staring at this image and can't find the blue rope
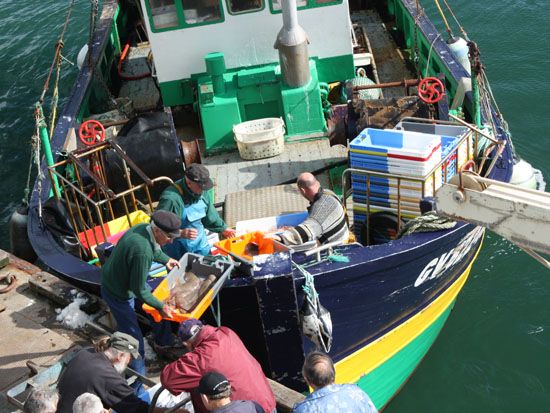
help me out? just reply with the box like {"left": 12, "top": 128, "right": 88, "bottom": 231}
{"left": 293, "top": 262, "right": 318, "bottom": 301}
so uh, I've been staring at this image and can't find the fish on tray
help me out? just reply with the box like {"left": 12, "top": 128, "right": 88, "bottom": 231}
{"left": 167, "top": 272, "right": 217, "bottom": 312}
{"left": 244, "top": 241, "right": 260, "bottom": 257}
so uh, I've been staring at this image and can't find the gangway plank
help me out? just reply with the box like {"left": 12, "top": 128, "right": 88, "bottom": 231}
{"left": 435, "top": 174, "right": 550, "bottom": 268}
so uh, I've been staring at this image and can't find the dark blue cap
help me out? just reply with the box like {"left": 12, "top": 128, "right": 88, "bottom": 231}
{"left": 178, "top": 318, "right": 203, "bottom": 341}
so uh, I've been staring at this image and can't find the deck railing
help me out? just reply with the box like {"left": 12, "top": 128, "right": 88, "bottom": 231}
{"left": 342, "top": 118, "right": 506, "bottom": 245}
{"left": 48, "top": 140, "right": 173, "bottom": 252}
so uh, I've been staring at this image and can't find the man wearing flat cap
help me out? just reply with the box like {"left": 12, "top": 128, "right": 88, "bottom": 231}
{"left": 101, "top": 210, "right": 182, "bottom": 392}
{"left": 156, "top": 163, "right": 236, "bottom": 258}
{"left": 198, "top": 371, "right": 264, "bottom": 413}
{"left": 161, "top": 319, "right": 275, "bottom": 413}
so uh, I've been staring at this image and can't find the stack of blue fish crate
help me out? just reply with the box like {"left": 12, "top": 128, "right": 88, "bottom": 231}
{"left": 350, "top": 127, "right": 461, "bottom": 239}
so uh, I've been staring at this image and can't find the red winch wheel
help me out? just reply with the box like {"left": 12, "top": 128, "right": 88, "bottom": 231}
{"left": 78, "top": 120, "right": 106, "bottom": 146}
{"left": 418, "top": 77, "right": 445, "bottom": 104}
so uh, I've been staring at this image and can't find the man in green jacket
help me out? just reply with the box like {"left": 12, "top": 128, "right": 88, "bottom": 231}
{"left": 157, "top": 164, "right": 236, "bottom": 258}
{"left": 101, "top": 210, "right": 181, "bottom": 394}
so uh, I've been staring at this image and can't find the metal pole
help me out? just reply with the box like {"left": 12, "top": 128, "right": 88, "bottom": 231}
{"left": 36, "top": 103, "right": 61, "bottom": 194}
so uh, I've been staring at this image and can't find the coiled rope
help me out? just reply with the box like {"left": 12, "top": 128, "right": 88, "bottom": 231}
{"left": 397, "top": 211, "right": 457, "bottom": 238}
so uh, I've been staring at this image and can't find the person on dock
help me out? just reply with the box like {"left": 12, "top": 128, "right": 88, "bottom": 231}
{"left": 161, "top": 319, "right": 276, "bottom": 413}
{"left": 198, "top": 371, "right": 265, "bottom": 413}
{"left": 23, "top": 387, "right": 58, "bottom": 413}
{"left": 100, "top": 210, "right": 181, "bottom": 393}
{"left": 293, "top": 351, "right": 378, "bottom": 413}
{"left": 276, "top": 173, "right": 349, "bottom": 247}
{"left": 56, "top": 333, "right": 187, "bottom": 413}
{"left": 72, "top": 393, "right": 108, "bottom": 413}
{"left": 156, "top": 163, "right": 236, "bottom": 258}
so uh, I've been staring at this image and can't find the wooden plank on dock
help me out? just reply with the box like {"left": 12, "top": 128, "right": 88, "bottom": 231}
{"left": 0, "top": 251, "right": 8, "bottom": 269}
{"left": 28, "top": 272, "right": 101, "bottom": 314}
{"left": 268, "top": 378, "right": 306, "bottom": 413}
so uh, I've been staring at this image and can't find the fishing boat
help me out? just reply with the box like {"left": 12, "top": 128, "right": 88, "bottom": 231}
{"left": 16, "top": 0, "right": 544, "bottom": 409}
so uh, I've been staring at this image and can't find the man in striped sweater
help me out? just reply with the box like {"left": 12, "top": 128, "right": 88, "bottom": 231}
{"left": 278, "top": 172, "right": 349, "bottom": 246}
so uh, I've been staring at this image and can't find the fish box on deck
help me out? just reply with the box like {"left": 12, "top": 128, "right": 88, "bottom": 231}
{"left": 350, "top": 128, "right": 443, "bottom": 175}
{"left": 142, "top": 253, "right": 234, "bottom": 322}
{"left": 214, "top": 231, "right": 292, "bottom": 277}
{"left": 350, "top": 127, "right": 466, "bottom": 229}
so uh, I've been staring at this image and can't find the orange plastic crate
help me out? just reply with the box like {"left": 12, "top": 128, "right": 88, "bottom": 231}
{"left": 214, "top": 231, "right": 287, "bottom": 261}
{"left": 142, "top": 253, "right": 233, "bottom": 323}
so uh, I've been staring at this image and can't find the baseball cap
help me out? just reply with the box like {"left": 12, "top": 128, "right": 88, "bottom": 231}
{"left": 109, "top": 332, "right": 140, "bottom": 359}
{"left": 198, "top": 371, "right": 231, "bottom": 396}
{"left": 151, "top": 210, "right": 181, "bottom": 238}
{"left": 185, "top": 164, "right": 214, "bottom": 190}
{"left": 178, "top": 318, "right": 203, "bottom": 342}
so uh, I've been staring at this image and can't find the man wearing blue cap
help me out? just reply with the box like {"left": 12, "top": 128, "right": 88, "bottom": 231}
{"left": 160, "top": 319, "right": 276, "bottom": 413}
{"left": 156, "top": 163, "right": 236, "bottom": 258}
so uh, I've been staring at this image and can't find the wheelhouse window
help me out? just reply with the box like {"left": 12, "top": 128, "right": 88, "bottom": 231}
{"left": 270, "top": 0, "right": 341, "bottom": 11}
{"left": 271, "top": 0, "right": 306, "bottom": 11}
{"left": 182, "top": 0, "right": 223, "bottom": 24}
{"left": 226, "top": 0, "right": 263, "bottom": 14}
{"left": 149, "top": 0, "right": 179, "bottom": 29}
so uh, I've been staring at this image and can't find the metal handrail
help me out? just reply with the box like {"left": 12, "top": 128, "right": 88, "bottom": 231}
{"left": 341, "top": 118, "right": 503, "bottom": 244}
{"left": 47, "top": 141, "right": 175, "bottom": 252}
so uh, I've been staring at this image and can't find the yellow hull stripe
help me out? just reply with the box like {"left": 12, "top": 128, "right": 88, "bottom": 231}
{"left": 335, "top": 237, "right": 483, "bottom": 384}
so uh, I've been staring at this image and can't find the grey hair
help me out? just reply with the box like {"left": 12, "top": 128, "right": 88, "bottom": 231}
{"left": 73, "top": 392, "right": 104, "bottom": 413}
{"left": 205, "top": 385, "right": 232, "bottom": 401}
{"left": 92, "top": 335, "right": 125, "bottom": 361}
{"left": 104, "top": 346, "right": 125, "bottom": 361}
{"left": 23, "top": 387, "right": 59, "bottom": 413}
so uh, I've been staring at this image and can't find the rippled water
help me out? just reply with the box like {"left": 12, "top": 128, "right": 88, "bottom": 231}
{"left": 1, "top": 0, "right": 550, "bottom": 411}
{"left": 0, "top": 0, "right": 89, "bottom": 243}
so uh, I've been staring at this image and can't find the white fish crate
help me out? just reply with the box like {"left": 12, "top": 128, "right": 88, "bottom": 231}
{"left": 233, "top": 118, "right": 285, "bottom": 160}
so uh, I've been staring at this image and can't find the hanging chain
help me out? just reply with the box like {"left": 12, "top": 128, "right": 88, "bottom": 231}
{"left": 412, "top": 0, "right": 422, "bottom": 78}
{"left": 87, "top": 0, "right": 99, "bottom": 67}
{"left": 94, "top": 69, "right": 119, "bottom": 110}
{"left": 86, "top": 0, "right": 118, "bottom": 111}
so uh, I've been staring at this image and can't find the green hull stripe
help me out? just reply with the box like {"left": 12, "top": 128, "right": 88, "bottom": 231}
{"left": 356, "top": 300, "right": 456, "bottom": 409}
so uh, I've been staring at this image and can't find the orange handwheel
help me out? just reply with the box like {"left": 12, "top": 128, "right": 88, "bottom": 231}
{"left": 78, "top": 120, "right": 106, "bottom": 146}
{"left": 418, "top": 77, "right": 445, "bottom": 104}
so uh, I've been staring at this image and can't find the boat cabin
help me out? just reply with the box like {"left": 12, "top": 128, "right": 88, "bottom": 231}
{"left": 140, "top": 0, "right": 354, "bottom": 151}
